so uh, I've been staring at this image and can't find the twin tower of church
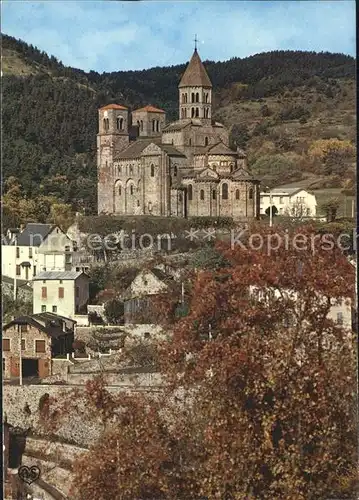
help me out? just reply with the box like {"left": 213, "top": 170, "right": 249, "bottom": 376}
{"left": 97, "top": 47, "right": 260, "bottom": 219}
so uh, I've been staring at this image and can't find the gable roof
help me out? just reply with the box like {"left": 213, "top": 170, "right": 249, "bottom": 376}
{"left": 162, "top": 120, "right": 193, "bottom": 132}
{"left": 3, "top": 315, "right": 75, "bottom": 338}
{"left": 115, "top": 138, "right": 184, "bottom": 160}
{"left": 231, "top": 168, "right": 258, "bottom": 181}
{"left": 15, "top": 224, "right": 56, "bottom": 247}
{"left": 33, "top": 270, "right": 88, "bottom": 281}
{"left": 208, "top": 142, "right": 237, "bottom": 156}
{"left": 179, "top": 49, "right": 212, "bottom": 88}
{"left": 133, "top": 105, "right": 165, "bottom": 114}
{"left": 99, "top": 104, "right": 128, "bottom": 111}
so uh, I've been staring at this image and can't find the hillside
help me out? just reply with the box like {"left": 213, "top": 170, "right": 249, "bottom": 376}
{"left": 2, "top": 33, "right": 356, "bottom": 227}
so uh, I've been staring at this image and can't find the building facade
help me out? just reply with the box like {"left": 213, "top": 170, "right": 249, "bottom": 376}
{"left": 32, "top": 271, "right": 89, "bottom": 319}
{"left": 260, "top": 188, "right": 317, "bottom": 217}
{"left": 97, "top": 48, "right": 260, "bottom": 219}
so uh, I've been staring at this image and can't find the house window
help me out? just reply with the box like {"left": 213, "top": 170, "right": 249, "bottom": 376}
{"left": 21, "top": 339, "right": 26, "bottom": 350}
{"left": 58, "top": 287, "right": 64, "bottom": 299}
{"left": 35, "top": 340, "right": 46, "bottom": 353}
{"left": 59, "top": 280, "right": 63, "bottom": 284}
{"left": 249, "top": 188, "right": 253, "bottom": 200}
{"left": 16, "top": 265, "right": 21, "bottom": 276}
{"left": 43, "top": 280, "right": 46, "bottom": 283}
{"left": 52, "top": 306, "right": 57, "bottom": 313}
{"left": 16, "top": 247, "right": 20, "bottom": 258}
{"left": 188, "top": 184, "right": 193, "bottom": 201}
{"left": 41, "top": 305, "right": 46, "bottom": 313}
{"left": 76, "top": 287, "right": 80, "bottom": 298}
{"left": 222, "top": 183, "right": 228, "bottom": 200}
{"left": 33, "top": 266, "right": 36, "bottom": 276}
{"left": 337, "top": 312, "right": 344, "bottom": 325}
{"left": 41, "top": 287, "right": 47, "bottom": 299}
{"left": 200, "top": 190, "right": 205, "bottom": 201}
{"left": 29, "top": 248, "right": 33, "bottom": 258}
{"left": 20, "top": 324, "right": 28, "bottom": 333}
{"left": 150, "top": 164, "right": 155, "bottom": 177}
{"left": 3, "top": 339, "right": 10, "bottom": 351}
{"left": 235, "top": 189, "right": 240, "bottom": 200}
{"left": 212, "top": 190, "right": 216, "bottom": 200}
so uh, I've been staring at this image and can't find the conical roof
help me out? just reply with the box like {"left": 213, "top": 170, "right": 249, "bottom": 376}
{"left": 179, "top": 49, "right": 212, "bottom": 88}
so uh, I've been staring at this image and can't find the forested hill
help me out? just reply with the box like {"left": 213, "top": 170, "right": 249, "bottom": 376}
{"left": 2, "top": 33, "right": 356, "bottom": 225}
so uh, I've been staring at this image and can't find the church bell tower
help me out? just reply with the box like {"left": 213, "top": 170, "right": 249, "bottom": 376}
{"left": 178, "top": 36, "right": 212, "bottom": 124}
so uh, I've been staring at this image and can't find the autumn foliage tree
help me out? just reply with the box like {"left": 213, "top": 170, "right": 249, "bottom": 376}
{"left": 47, "top": 225, "right": 357, "bottom": 499}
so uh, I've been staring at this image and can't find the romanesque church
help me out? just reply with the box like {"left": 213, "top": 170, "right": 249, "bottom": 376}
{"left": 97, "top": 47, "right": 260, "bottom": 219}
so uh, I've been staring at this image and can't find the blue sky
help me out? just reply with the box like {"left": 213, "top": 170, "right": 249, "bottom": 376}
{"left": 2, "top": 1, "right": 356, "bottom": 73}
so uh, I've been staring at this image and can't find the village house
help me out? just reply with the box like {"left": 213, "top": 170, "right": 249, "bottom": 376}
{"left": 260, "top": 187, "right": 317, "bottom": 217}
{"left": 2, "top": 223, "right": 75, "bottom": 283}
{"left": 32, "top": 270, "right": 90, "bottom": 320}
{"left": 2, "top": 312, "right": 75, "bottom": 379}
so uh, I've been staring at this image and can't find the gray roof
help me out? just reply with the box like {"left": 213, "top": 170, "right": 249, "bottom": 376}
{"left": 3, "top": 314, "right": 75, "bottom": 338}
{"left": 32, "top": 270, "right": 88, "bottom": 281}
{"left": 265, "top": 187, "right": 303, "bottom": 195}
{"left": 14, "top": 223, "right": 56, "bottom": 247}
{"left": 179, "top": 49, "right": 212, "bottom": 88}
{"left": 1, "top": 275, "right": 32, "bottom": 288}
{"left": 207, "top": 142, "right": 237, "bottom": 156}
{"left": 32, "top": 312, "right": 77, "bottom": 324}
{"left": 231, "top": 168, "right": 259, "bottom": 181}
{"left": 115, "top": 138, "right": 184, "bottom": 160}
{"left": 162, "top": 120, "right": 192, "bottom": 132}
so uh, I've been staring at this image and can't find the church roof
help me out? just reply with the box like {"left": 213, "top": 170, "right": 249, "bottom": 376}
{"left": 114, "top": 138, "right": 185, "bottom": 160}
{"left": 99, "top": 104, "right": 128, "bottom": 111}
{"left": 133, "top": 105, "right": 166, "bottom": 114}
{"left": 178, "top": 49, "right": 212, "bottom": 88}
{"left": 231, "top": 168, "right": 259, "bottom": 181}
{"left": 207, "top": 142, "right": 237, "bottom": 156}
{"left": 162, "top": 120, "right": 192, "bottom": 132}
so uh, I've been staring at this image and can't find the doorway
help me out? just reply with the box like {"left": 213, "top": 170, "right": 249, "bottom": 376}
{"left": 22, "top": 359, "right": 39, "bottom": 378}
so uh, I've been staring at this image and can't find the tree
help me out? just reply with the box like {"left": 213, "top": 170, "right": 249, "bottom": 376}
{"left": 49, "top": 203, "right": 75, "bottom": 231}
{"left": 47, "top": 226, "right": 357, "bottom": 499}
{"left": 321, "top": 197, "right": 340, "bottom": 222}
{"left": 104, "top": 298, "right": 124, "bottom": 325}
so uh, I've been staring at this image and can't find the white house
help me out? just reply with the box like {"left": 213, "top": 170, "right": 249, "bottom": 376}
{"left": 32, "top": 270, "right": 89, "bottom": 320}
{"left": 260, "top": 188, "right": 317, "bottom": 217}
{"left": 2, "top": 224, "right": 75, "bottom": 282}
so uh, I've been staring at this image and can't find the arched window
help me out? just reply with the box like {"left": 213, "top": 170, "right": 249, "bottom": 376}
{"left": 249, "top": 188, "right": 253, "bottom": 200}
{"left": 156, "top": 120, "right": 160, "bottom": 132}
{"left": 118, "top": 166, "right": 121, "bottom": 175}
{"left": 173, "top": 166, "right": 177, "bottom": 177}
{"left": 200, "top": 189, "right": 204, "bottom": 200}
{"left": 140, "top": 120, "right": 144, "bottom": 131}
{"left": 196, "top": 92, "right": 199, "bottom": 103}
{"left": 205, "top": 137, "right": 209, "bottom": 146}
{"left": 150, "top": 164, "right": 155, "bottom": 177}
{"left": 152, "top": 120, "right": 155, "bottom": 132}
{"left": 137, "top": 200, "right": 140, "bottom": 207}
{"left": 178, "top": 193, "right": 182, "bottom": 202}
{"left": 212, "top": 190, "right": 216, "bottom": 200}
{"left": 222, "top": 183, "right": 228, "bottom": 200}
{"left": 184, "top": 108, "right": 187, "bottom": 118}
{"left": 205, "top": 93, "right": 208, "bottom": 103}
{"left": 129, "top": 165, "right": 133, "bottom": 175}
{"left": 117, "top": 117, "right": 123, "bottom": 130}
{"left": 103, "top": 118, "right": 109, "bottom": 132}
{"left": 235, "top": 189, "right": 240, "bottom": 200}
{"left": 191, "top": 92, "right": 195, "bottom": 103}
{"left": 130, "top": 185, "right": 134, "bottom": 195}
{"left": 119, "top": 185, "right": 122, "bottom": 196}
{"left": 191, "top": 107, "right": 195, "bottom": 118}
{"left": 188, "top": 184, "right": 193, "bottom": 201}
{"left": 189, "top": 138, "right": 192, "bottom": 146}
{"left": 195, "top": 108, "right": 199, "bottom": 118}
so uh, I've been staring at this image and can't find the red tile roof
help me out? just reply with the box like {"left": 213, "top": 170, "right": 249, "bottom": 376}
{"left": 99, "top": 104, "right": 128, "bottom": 111}
{"left": 133, "top": 105, "right": 166, "bottom": 114}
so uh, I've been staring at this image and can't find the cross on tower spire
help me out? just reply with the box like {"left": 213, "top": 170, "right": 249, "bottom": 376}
{"left": 194, "top": 34, "right": 198, "bottom": 51}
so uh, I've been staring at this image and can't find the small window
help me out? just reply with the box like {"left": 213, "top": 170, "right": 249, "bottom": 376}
{"left": 16, "top": 265, "right": 21, "bottom": 276}
{"left": 59, "top": 280, "right": 63, "bottom": 284}
{"left": 20, "top": 324, "right": 28, "bottom": 333}
{"left": 150, "top": 164, "right": 155, "bottom": 177}
{"left": 3, "top": 359, "right": 5, "bottom": 372}
{"left": 118, "top": 166, "right": 122, "bottom": 175}
{"left": 222, "top": 183, "right": 228, "bottom": 200}
{"left": 249, "top": 188, "right": 253, "bottom": 200}
{"left": 144, "top": 332, "right": 150, "bottom": 339}
{"left": 35, "top": 340, "right": 46, "bottom": 353}
{"left": 188, "top": 184, "right": 193, "bottom": 201}
{"left": 212, "top": 190, "right": 216, "bottom": 200}
{"left": 137, "top": 200, "right": 140, "bottom": 207}
{"left": 129, "top": 165, "right": 133, "bottom": 175}
{"left": 173, "top": 166, "right": 177, "bottom": 177}
{"left": 16, "top": 247, "right": 20, "bottom": 258}
{"left": 191, "top": 92, "right": 195, "bottom": 103}
{"left": 3, "top": 339, "right": 10, "bottom": 351}
{"left": 103, "top": 118, "right": 109, "bottom": 132}
{"left": 33, "top": 266, "right": 36, "bottom": 277}
{"left": 41, "top": 287, "right": 47, "bottom": 299}
{"left": 21, "top": 339, "right": 26, "bottom": 350}
{"left": 41, "top": 305, "right": 46, "bottom": 313}
{"left": 52, "top": 306, "right": 57, "bottom": 313}
{"left": 235, "top": 189, "right": 240, "bottom": 200}
{"left": 195, "top": 108, "right": 199, "bottom": 118}
{"left": 196, "top": 92, "right": 199, "bottom": 103}
{"left": 200, "top": 190, "right": 205, "bottom": 201}
{"left": 205, "top": 137, "right": 209, "bottom": 146}
{"left": 58, "top": 287, "right": 64, "bottom": 299}
{"left": 130, "top": 185, "right": 134, "bottom": 195}
{"left": 119, "top": 185, "right": 122, "bottom": 196}
{"left": 43, "top": 280, "right": 46, "bottom": 284}
{"left": 337, "top": 312, "right": 344, "bottom": 325}
{"left": 29, "top": 248, "right": 33, "bottom": 258}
